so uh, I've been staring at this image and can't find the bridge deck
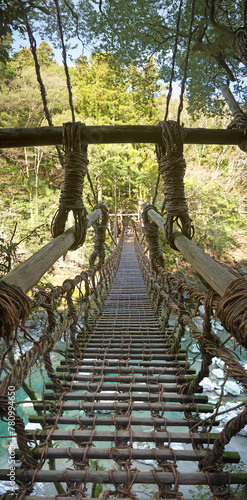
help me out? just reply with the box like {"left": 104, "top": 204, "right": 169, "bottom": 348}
{"left": 0, "top": 230, "right": 242, "bottom": 499}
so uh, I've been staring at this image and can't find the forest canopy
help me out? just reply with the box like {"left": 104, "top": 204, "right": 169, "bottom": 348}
{"left": 2, "top": 0, "right": 246, "bottom": 116}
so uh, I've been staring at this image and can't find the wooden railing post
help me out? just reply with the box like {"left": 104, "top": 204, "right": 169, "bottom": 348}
{"left": 1, "top": 207, "right": 104, "bottom": 293}
{"left": 142, "top": 204, "right": 235, "bottom": 297}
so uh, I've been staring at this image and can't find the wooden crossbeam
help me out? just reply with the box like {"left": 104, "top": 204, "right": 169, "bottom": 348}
{"left": 0, "top": 125, "right": 246, "bottom": 147}
{"left": 0, "top": 207, "right": 102, "bottom": 292}
{"left": 0, "top": 469, "right": 246, "bottom": 485}
{"left": 143, "top": 205, "right": 236, "bottom": 297}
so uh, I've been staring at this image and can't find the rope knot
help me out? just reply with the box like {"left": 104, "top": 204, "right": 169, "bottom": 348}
{"left": 156, "top": 120, "right": 194, "bottom": 250}
{"left": 142, "top": 205, "right": 165, "bottom": 270}
{"left": 89, "top": 204, "right": 109, "bottom": 269}
{"left": 51, "top": 122, "right": 88, "bottom": 250}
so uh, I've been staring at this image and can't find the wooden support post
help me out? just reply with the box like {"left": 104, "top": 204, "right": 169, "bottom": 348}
{"left": 142, "top": 204, "right": 235, "bottom": 297}
{"left": 0, "top": 125, "right": 246, "bottom": 148}
{"left": 1, "top": 207, "right": 103, "bottom": 293}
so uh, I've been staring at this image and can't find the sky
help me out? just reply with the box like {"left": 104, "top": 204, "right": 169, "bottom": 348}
{"left": 12, "top": 33, "right": 90, "bottom": 66}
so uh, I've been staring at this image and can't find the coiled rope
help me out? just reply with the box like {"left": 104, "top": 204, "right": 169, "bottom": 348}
{"left": 155, "top": 120, "right": 194, "bottom": 250}
{"left": 142, "top": 205, "right": 165, "bottom": 269}
{"left": 51, "top": 122, "right": 88, "bottom": 250}
{"left": 89, "top": 204, "right": 109, "bottom": 268}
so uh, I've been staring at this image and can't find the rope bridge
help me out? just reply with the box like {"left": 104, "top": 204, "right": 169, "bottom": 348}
{"left": 0, "top": 224, "right": 247, "bottom": 499}
{"left": 0, "top": 118, "right": 247, "bottom": 499}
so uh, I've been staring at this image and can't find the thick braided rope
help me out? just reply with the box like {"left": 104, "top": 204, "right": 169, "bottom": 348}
{"left": 0, "top": 281, "right": 32, "bottom": 340}
{"left": 51, "top": 122, "right": 88, "bottom": 250}
{"left": 234, "top": 27, "right": 247, "bottom": 67}
{"left": 89, "top": 204, "right": 109, "bottom": 268}
{"left": 142, "top": 205, "right": 165, "bottom": 269}
{"left": 216, "top": 277, "right": 247, "bottom": 349}
{"left": 155, "top": 120, "right": 194, "bottom": 249}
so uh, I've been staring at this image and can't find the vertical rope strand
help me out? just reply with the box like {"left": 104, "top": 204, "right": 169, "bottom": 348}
{"left": 25, "top": 17, "right": 64, "bottom": 166}
{"left": 164, "top": 0, "right": 184, "bottom": 121}
{"left": 53, "top": 0, "right": 76, "bottom": 123}
{"left": 177, "top": 0, "right": 196, "bottom": 124}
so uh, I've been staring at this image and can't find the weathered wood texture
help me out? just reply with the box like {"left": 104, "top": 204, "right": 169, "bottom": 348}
{"left": 0, "top": 469, "right": 246, "bottom": 485}
{"left": 0, "top": 125, "right": 246, "bottom": 147}
{"left": 0, "top": 208, "right": 102, "bottom": 292}
{"left": 143, "top": 206, "right": 235, "bottom": 297}
{"left": 14, "top": 446, "right": 238, "bottom": 462}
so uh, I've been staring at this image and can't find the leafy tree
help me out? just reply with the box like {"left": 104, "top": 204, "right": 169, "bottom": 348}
{"left": 74, "top": 52, "right": 162, "bottom": 124}
{"left": 13, "top": 45, "right": 33, "bottom": 67}
{"left": 75, "top": 0, "right": 247, "bottom": 115}
{"left": 0, "top": 0, "right": 49, "bottom": 61}
{"left": 37, "top": 41, "right": 56, "bottom": 66}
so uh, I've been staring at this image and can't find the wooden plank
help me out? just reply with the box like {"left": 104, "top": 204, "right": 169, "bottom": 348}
{"left": 14, "top": 497, "right": 201, "bottom": 500}
{"left": 33, "top": 402, "right": 213, "bottom": 412}
{"left": 1, "top": 469, "right": 246, "bottom": 485}
{"left": 143, "top": 205, "right": 235, "bottom": 297}
{"left": 56, "top": 360, "right": 196, "bottom": 375}
{"left": 44, "top": 382, "right": 195, "bottom": 393}
{"left": 25, "top": 429, "right": 217, "bottom": 443}
{"left": 0, "top": 125, "right": 245, "bottom": 147}
{"left": 55, "top": 373, "right": 193, "bottom": 382}
{"left": 28, "top": 415, "right": 201, "bottom": 426}
{"left": 61, "top": 356, "right": 186, "bottom": 363}
{"left": 66, "top": 351, "right": 187, "bottom": 360}
{"left": 42, "top": 391, "right": 207, "bottom": 403}
{"left": 0, "top": 208, "right": 102, "bottom": 293}
{"left": 14, "top": 446, "right": 238, "bottom": 462}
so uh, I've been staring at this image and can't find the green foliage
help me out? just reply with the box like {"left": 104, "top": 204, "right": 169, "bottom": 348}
{"left": 0, "top": 42, "right": 246, "bottom": 281}
{"left": 37, "top": 41, "right": 56, "bottom": 66}
{"left": 73, "top": 0, "right": 247, "bottom": 116}
{"left": 0, "top": 0, "right": 50, "bottom": 61}
{"left": 74, "top": 52, "right": 162, "bottom": 125}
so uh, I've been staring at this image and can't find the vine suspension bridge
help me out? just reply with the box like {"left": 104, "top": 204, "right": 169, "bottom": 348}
{"left": 0, "top": 121, "right": 247, "bottom": 499}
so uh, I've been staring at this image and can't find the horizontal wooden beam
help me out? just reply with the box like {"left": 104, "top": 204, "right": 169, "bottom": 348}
{"left": 0, "top": 469, "right": 246, "bottom": 485}
{"left": 28, "top": 415, "right": 198, "bottom": 426}
{"left": 14, "top": 446, "right": 238, "bottom": 462}
{"left": 0, "top": 125, "right": 246, "bottom": 147}
{"left": 0, "top": 207, "right": 103, "bottom": 293}
{"left": 143, "top": 205, "right": 235, "bottom": 297}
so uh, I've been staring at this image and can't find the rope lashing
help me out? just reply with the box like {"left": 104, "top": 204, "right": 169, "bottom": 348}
{"left": 216, "top": 277, "right": 247, "bottom": 349}
{"left": 142, "top": 205, "right": 165, "bottom": 269}
{"left": 227, "top": 109, "right": 247, "bottom": 152}
{"left": 51, "top": 122, "right": 88, "bottom": 250}
{"left": 155, "top": 120, "right": 194, "bottom": 250}
{"left": 0, "top": 281, "right": 32, "bottom": 340}
{"left": 234, "top": 27, "right": 247, "bottom": 67}
{"left": 89, "top": 204, "right": 109, "bottom": 268}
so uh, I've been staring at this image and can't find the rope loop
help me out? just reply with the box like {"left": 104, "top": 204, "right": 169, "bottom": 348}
{"left": 156, "top": 120, "right": 194, "bottom": 250}
{"left": 51, "top": 122, "right": 88, "bottom": 250}
{"left": 142, "top": 205, "right": 165, "bottom": 269}
{"left": 89, "top": 204, "right": 109, "bottom": 268}
{"left": 216, "top": 277, "right": 247, "bottom": 349}
{"left": 234, "top": 27, "right": 247, "bottom": 67}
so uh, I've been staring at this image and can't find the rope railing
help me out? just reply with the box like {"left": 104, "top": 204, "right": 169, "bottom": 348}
{"left": 0, "top": 227, "right": 124, "bottom": 474}
{"left": 133, "top": 220, "right": 247, "bottom": 475}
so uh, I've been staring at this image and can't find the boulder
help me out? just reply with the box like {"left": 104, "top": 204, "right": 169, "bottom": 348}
{"left": 224, "top": 380, "right": 243, "bottom": 396}
{"left": 199, "top": 377, "right": 216, "bottom": 392}
{"left": 212, "top": 368, "right": 225, "bottom": 379}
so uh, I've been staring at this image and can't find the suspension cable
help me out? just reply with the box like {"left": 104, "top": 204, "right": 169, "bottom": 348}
{"left": 177, "top": 0, "right": 196, "bottom": 124}
{"left": 164, "top": 0, "right": 183, "bottom": 121}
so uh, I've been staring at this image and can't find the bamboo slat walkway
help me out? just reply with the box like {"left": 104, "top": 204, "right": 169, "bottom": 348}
{"left": 0, "top": 230, "right": 244, "bottom": 499}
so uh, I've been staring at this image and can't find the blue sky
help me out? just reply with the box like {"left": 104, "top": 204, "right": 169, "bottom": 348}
{"left": 12, "top": 32, "right": 90, "bottom": 66}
